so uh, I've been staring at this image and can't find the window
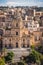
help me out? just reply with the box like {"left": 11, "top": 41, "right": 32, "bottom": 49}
{"left": 22, "top": 44, "right": 25, "bottom": 48}
{"left": 16, "top": 42, "right": 18, "bottom": 48}
{"left": 9, "top": 44, "right": 12, "bottom": 48}
{"left": 16, "top": 23, "right": 18, "bottom": 27}
{"left": 2, "top": 17, "right": 5, "bottom": 22}
{"left": 35, "top": 36, "right": 40, "bottom": 41}
{"left": 27, "top": 44, "right": 29, "bottom": 47}
{"left": 9, "top": 39, "right": 11, "bottom": 41}
{"left": 8, "top": 39, "right": 13, "bottom": 48}
{"left": 16, "top": 32, "right": 18, "bottom": 35}
{"left": 9, "top": 11, "right": 12, "bottom": 14}
{"left": 5, "top": 44, "right": 7, "bottom": 48}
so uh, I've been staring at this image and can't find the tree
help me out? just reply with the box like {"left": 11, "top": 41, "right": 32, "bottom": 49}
{"left": 18, "top": 61, "right": 25, "bottom": 65}
{"left": 0, "top": 58, "right": 5, "bottom": 65}
{"left": 37, "top": 45, "right": 43, "bottom": 54}
{"left": 31, "top": 45, "right": 35, "bottom": 49}
{"left": 5, "top": 51, "right": 14, "bottom": 63}
{"left": 23, "top": 49, "right": 41, "bottom": 65}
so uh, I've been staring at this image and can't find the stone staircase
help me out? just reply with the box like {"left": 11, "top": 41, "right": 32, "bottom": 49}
{"left": 8, "top": 48, "right": 31, "bottom": 62}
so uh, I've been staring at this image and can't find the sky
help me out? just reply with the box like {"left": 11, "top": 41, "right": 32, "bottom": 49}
{"left": 0, "top": 0, "right": 43, "bottom": 7}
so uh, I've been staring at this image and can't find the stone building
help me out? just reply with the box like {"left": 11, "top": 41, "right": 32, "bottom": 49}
{"left": 0, "top": 8, "right": 43, "bottom": 50}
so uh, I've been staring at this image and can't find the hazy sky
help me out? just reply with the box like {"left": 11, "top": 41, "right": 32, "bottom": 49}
{"left": 0, "top": 0, "right": 43, "bottom": 7}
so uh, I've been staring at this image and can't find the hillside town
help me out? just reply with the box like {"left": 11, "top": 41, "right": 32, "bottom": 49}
{"left": 0, "top": 6, "right": 43, "bottom": 65}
